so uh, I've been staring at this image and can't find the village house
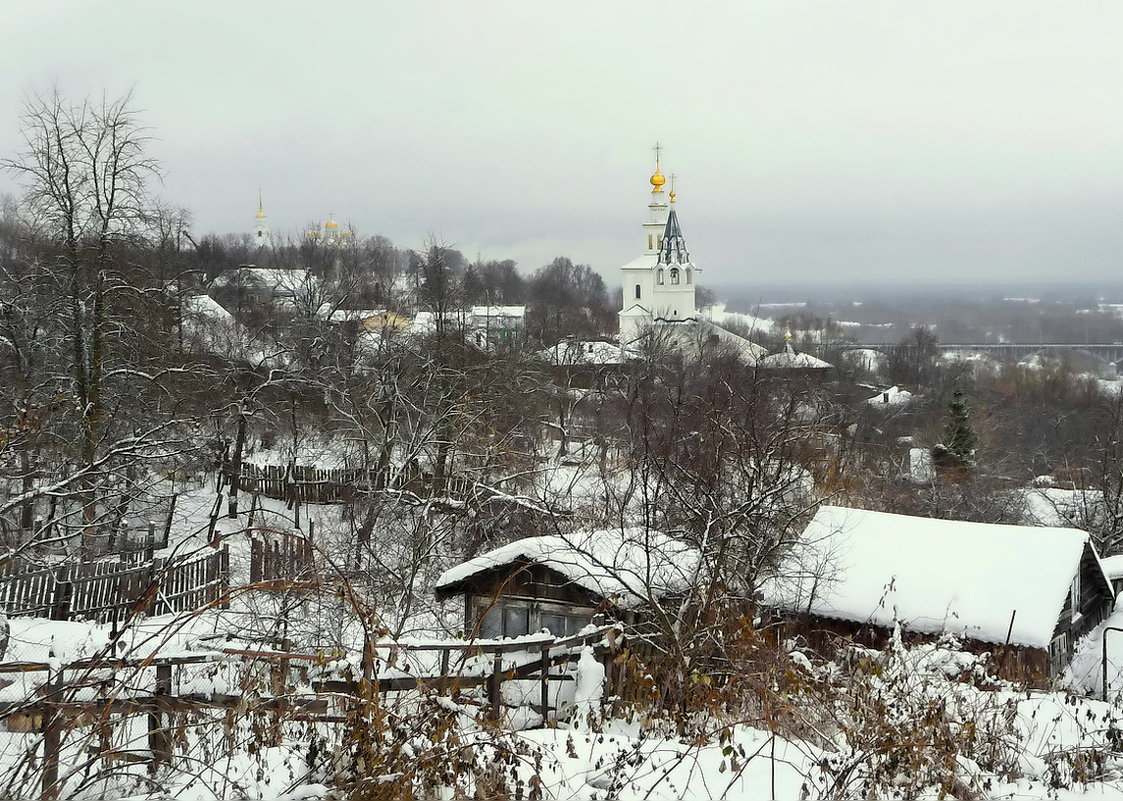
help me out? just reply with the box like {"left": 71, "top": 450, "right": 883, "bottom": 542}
{"left": 468, "top": 304, "right": 526, "bottom": 347}
{"left": 434, "top": 528, "right": 698, "bottom": 639}
{"left": 763, "top": 506, "right": 1116, "bottom": 681}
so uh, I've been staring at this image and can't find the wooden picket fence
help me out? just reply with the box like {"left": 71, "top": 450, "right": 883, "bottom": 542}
{"left": 233, "top": 463, "right": 474, "bottom": 505}
{"left": 237, "top": 464, "right": 367, "bottom": 504}
{"left": 0, "top": 547, "right": 229, "bottom": 622}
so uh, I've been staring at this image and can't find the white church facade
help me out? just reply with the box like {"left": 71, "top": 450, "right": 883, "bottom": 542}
{"left": 617, "top": 153, "right": 700, "bottom": 344}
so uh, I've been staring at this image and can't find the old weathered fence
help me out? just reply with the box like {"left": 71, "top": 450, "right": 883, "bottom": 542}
{"left": 237, "top": 464, "right": 366, "bottom": 504}
{"left": 0, "top": 547, "right": 229, "bottom": 622}
{"left": 0, "top": 624, "right": 620, "bottom": 800}
{"left": 249, "top": 529, "right": 313, "bottom": 583}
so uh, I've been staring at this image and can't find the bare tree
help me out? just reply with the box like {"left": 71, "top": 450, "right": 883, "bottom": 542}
{"left": 1, "top": 89, "right": 182, "bottom": 556}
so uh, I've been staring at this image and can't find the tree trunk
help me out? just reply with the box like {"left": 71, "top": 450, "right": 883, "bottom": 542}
{"left": 227, "top": 407, "right": 248, "bottom": 518}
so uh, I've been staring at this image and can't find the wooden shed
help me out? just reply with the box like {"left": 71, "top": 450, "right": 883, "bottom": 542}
{"left": 435, "top": 528, "right": 698, "bottom": 639}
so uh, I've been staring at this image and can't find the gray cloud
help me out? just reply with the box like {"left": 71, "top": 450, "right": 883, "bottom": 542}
{"left": 2, "top": 1, "right": 1122, "bottom": 285}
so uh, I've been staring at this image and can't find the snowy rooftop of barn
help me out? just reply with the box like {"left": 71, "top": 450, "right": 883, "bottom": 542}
{"left": 435, "top": 528, "right": 699, "bottom": 609}
{"left": 762, "top": 506, "right": 1102, "bottom": 649}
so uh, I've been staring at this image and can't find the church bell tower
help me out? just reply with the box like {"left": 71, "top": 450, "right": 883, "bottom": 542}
{"left": 618, "top": 146, "right": 699, "bottom": 343}
{"left": 253, "top": 192, "right": 272, "bottom": 249}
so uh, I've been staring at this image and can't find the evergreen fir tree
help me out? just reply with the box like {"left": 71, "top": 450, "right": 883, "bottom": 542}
{"left": 942, "top": 389, "right": 978, "bottom": 465}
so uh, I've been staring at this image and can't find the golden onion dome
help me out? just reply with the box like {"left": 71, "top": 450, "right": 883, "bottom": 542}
{"left": 650, "top": 169, "right": 666, "bottom": 192}
{"left": 325, "top": 219, "right": 339, "bottom": 229}
{"left": 255, "top": 208, "right": 266, "bottom": 219}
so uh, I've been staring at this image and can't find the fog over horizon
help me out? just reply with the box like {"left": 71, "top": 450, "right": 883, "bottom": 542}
{"left": 2, "top": 2, "right": 1122, "bottom": 287}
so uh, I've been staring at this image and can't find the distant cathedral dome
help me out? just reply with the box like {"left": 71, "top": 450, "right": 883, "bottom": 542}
{"left": 650, "top": 169, "right": 666, "bottom": 191}
{"left": 305, "top": 213, "right": 353, "bottom": 244}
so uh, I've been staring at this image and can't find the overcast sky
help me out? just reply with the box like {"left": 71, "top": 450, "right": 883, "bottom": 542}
{"left": 3, "top": 2, "right": 1122, "bottom": 287}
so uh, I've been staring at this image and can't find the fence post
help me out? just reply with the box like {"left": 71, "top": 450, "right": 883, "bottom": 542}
{"left": 438, "top": 650, "right": 450, "bottom": 695}
{"left": 49, "top": 581, "right": 72, "bottom": 621}
{"left": 146, "top": 522, "right": 156, "bottom": 562}
{"left": 162, "top": 494, "right": 178, "bottom": 547}
{"left": 540, "top": 645, "right": 551, "bottom": 725}
{"left": 489, "top": 652, "right": 502, "bottom": 722}
{"left": 149, "top": 663, "right": 172, "bottom": 772}
{"left": 41, "top": 669, "right": 63, "bottom": 801}
{"left": 219, "top": 546, "right": 231, "bottom": 609}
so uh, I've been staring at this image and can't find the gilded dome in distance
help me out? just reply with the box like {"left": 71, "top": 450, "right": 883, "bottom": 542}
{"left": 650, "top": 169, "right": 666, "bottom": 192}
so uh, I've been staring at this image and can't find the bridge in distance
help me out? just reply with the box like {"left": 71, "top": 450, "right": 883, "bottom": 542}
{"left": 828, "top": 342, "right": 1123, "bottom": 363}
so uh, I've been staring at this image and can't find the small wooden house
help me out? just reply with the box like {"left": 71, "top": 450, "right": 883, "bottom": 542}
{"left": 763, "top": 506, "right": 1115, "bottom": 681}
{"left": 435, "top": 528, "right": 698, "bottom": 639}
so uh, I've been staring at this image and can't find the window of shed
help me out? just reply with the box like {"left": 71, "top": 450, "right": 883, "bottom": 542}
{"left": 477, "top": 601, "right": 530, "bottom": 638}
{"left": 504, "top": 606, "right": 530, "bottom": 636}
{"left": 540, "top": 611, "right": 592, "bottom": 637}
{"left": 479, "top": 605, "right": 503, "bottom": 638}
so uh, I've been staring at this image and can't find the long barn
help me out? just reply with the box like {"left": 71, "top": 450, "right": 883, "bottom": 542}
{"left": 763, "top": 506, "right": 1116, "bottom": 681}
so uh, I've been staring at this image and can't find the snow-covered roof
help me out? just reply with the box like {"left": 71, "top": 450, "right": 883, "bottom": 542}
{"left": 183, "top": 293, "right": 235, "bottom": 323}
{"left": 320, "top": 308, "right": 387, "bottom": 323}
{"left": 621, "top": 254, "right": 658, "bottom": 270}
{"left": 618, "top": 303, "right": 651, "bottom": 318}
{"left": 625, "top": 319, "right": 767, "bottom": 365}
{"left": 212, "top": 266, "right": 311, "bottom": 291}
{"left": 539, "top": 340, "right": 625, "bottom": 366}
{"left": 759, "top": 342, "right": 832, "bottom": 370}
{"left": 435, "top": 528, "right": 699, "bottom": 609}
{"left": 410, "top": 310, "right": 469, "bottom": 333}
{"left": 700, "top": 320, "right": 769, "bottom": 363}
{"left": 1101, "top": 555, "right": 1123, "bottom": 582}
{"left": 762, "top": 506, "right": 1103, "bottom": 649}
{"left": 866, "top": 386, "right": 913, "bottom": 406}
{"left": 470, "top": 305, "right": 525, "bottom": 319}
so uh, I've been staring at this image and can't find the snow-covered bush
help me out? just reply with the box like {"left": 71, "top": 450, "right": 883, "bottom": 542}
{"left": 780, "top": 627, "right": 1123, "bottom": 799}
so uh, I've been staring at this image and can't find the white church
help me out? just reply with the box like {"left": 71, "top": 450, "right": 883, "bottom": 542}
{"left": 617, "top": 153, "right": 699, "bottom": 343}
{"left": 613, "top": 152, "right": 772, "bottom": 366}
